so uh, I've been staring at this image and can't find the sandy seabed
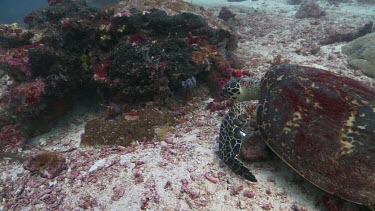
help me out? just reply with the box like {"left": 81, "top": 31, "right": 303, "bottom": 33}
{"left": 1, "top": 0, "right": 374, "bottom": 210}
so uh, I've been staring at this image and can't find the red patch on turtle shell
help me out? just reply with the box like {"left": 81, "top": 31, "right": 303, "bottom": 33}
{"left": 258, "top": 65, "right": 375, "bottom": 205}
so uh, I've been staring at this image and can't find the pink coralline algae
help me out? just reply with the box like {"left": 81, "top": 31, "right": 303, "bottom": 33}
{"left": 243, "top": 190, "right": 255, "bottom": 198}
{"left": 1, "top": 79, "right": 46, "bottom": 114}
{"left": 211, "top": 59, "right": 242, "bottom": 99}
{"left": 13, "top": 80, "right": 45, "bottom": 104}
{"left": 23, "top": 151, "right": 67, "bottom": 179}
{"left": 114, "top": 9, "right": 133, "bottom": 18}
{"left": 93, "top": 61, "right": 110, "bottom": 83}
{"left": 204, "top": 172, "right": 219, "bottom": 184}
{"left": 0, "top": 125, "right": 25, "bottom": 153}
{"left": 0, "top": 48, "right": 31, "bottom": 79}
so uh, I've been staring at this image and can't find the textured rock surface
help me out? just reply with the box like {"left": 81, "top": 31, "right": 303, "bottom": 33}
{"left": 103, "top": 0, "right": 234, "bottom": 34}
{"left": 342, "top": 33, "right": 375, "bottom": 78}
{"left": 295, "top": 0, "right": 326, "bottom": 19}
{"left": 0, "top": 0, "right": 237, "bottom": 138}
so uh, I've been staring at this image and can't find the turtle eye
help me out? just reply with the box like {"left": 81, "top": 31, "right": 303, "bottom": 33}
{"left": 229, "top": 79, "right": 241, "bottom": 88}
{"left": 229, "top": 81, "right": 237, "bottom": 88}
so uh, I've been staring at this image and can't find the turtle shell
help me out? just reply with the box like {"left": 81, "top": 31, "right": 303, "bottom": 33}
{"left": 257, "top": 64, "right": 375, "bottom": 205}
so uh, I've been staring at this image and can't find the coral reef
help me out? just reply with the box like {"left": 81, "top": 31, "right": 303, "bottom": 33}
{"left": 0, "top": 23, "right": 33, "bottom": 48}
{"left": 103, "top": 0, "right": 235, "bottom": 38}
{"left": 23, "top": 151, "right": 67, "bottom": 179}
{"left": 0, "top": 0, "right": 237, "bottom": 138}
{"left": 107, "top": 9, "right": 233, "bottom": 102}
{"left": 0, "top": 48, "right": 32, "bottom": 81}
{"left": 0, "top": 0, "right": 109, "bottom": 122}
{"left": 207, "top": 54, "right": 245, "bottom": 100}
{"left": 1, "top": 80, "right": 45, "bottom": 114}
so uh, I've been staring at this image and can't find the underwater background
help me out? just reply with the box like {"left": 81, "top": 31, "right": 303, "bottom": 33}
{"left": 0, "top": 0, "right": 374, "bottom": 210}
{"left": 0, "top": 0, "right": 47, "bottom": 25}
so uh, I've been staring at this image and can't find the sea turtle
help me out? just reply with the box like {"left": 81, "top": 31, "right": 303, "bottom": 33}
{"left": 219, "top": 64, "right": 375, "bottom": 205}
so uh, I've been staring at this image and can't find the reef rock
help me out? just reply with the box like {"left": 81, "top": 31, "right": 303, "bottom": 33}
{"left": 0, "top": 0, "right": 237, "bottom": 138}
{"left": 295, "top": 0, "right": 326, "bottom": 19}
{"left": 103, "top": 0, "right": 234, "bottom": 35}
{"left": 342, "top": 33, "right": 375, "bottom": 78}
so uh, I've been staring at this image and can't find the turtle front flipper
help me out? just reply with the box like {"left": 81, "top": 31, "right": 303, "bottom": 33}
{"left": 224, "top": 155, "right": 257, "bottom": 182}
{"left": 219, "top": 102, "right": 258, "bottom": 182}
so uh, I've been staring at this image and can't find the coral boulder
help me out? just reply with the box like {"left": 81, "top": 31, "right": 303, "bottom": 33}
{"left": 342, "top": 32, "right": 375, "bottom": 78}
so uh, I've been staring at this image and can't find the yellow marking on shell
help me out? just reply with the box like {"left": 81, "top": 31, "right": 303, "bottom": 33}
{"left": 360, "top": 99, "right": 369, "bottom": 104}
{"left": 293, "top": 111, "right": 302, "bottom": 121}
{"left": 286, "top": 111, "right": 303, "bottom": 127}
{"left": 277, "top": 75, "right": 284, "bottom": 81}
{"left": 286, "top": 121, "right": 300, "bottom": 127}
{"left": 339, "top": 111, "right": 357, "bottom": 155}
{"left": 340, "top": 140, "right": 354, "bottom": 155}
{"left": 283, "top": 127, "right": 292, "bottom": 134}
{"left": 357, "top": 125, "right": 366, "bottom": 130}
{"left": 351, "top": 99, "right": 362, "bottom": 106}
{"left": 345, "top": 111, "right": 356, "bottom": 127}
{"left": 313, "top": 102, "right": 322, "bottom": 109}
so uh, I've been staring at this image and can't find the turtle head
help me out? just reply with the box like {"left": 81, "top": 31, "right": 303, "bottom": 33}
{"left": 220, "top": 78, "right": 260, "bottom": 101}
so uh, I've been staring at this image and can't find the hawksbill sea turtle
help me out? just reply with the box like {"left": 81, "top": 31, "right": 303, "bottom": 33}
{"left": 219, "top": 64, "right": 375, "bottom": 205}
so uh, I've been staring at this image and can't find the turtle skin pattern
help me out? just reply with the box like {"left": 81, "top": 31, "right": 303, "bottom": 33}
{"left": 219, "top": 77, "right": 260, "bottom": 182}
{"left": 219, "top": 101, "right": 258, "bottom": 182}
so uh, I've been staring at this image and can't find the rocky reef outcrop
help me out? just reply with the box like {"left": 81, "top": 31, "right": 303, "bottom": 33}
{"left": 342, "top": 33, "right": 375, "bottom": 78}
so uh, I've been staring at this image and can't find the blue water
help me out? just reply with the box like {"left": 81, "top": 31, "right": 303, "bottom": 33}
{"left": 0, "top": 0, "right": 48, "bottom": 25}
{"left": 0, "top": 0, "right": 123, "bottom": 25}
